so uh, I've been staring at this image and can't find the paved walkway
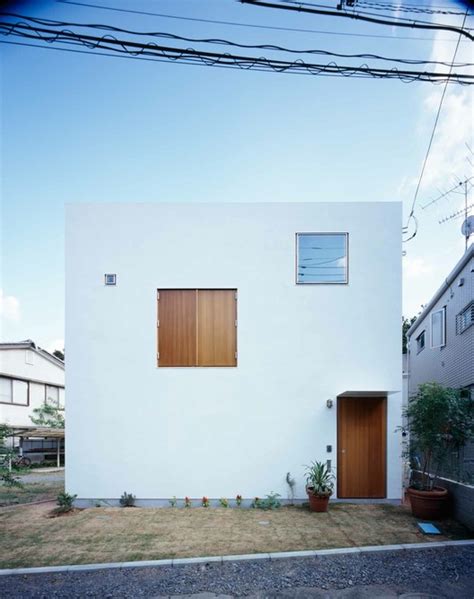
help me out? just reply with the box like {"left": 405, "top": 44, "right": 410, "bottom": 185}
{"left": 1, "top": 546, "right": 472, "bottom": 598}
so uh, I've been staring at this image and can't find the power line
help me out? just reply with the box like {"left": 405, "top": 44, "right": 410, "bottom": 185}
{"left": 56, "top": 0, "right": 470, "bottom": 43}
{"left": 2, "top": 20, "right": 472, "bottom": 84}
{"left": 3, "top": 14, "right": 472, "bottom": 68}
{"left": 404, "top": 10, "right": 469, "bottom": 243}
{"left": 279, "top": 0, "right": 473, "bottom": 21}
{"left": 240, "top": 0, "right": 474, "bottom": 41}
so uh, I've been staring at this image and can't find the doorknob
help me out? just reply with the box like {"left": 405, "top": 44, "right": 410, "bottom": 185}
{"left": 341, "top": 449, "right": 346, "bottom": 453}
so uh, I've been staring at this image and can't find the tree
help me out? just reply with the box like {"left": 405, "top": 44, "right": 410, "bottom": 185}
{"left": 30, "top": 399, "right": 64, "bottom": 428}
{"left": 402, "top": 315, "right": 417, "bottom": 354}
{"left": 53, "top": 349, "right": 64, "bottom": 361}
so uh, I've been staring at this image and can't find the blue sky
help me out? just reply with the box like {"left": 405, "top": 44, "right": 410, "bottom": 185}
{"left": 1, "top": 0, "right": 472, "bottom": 352}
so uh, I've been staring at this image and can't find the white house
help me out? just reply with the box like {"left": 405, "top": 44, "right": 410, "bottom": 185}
{"left": 66, "top": 202, "right": 402, "bottom": 504}
{"left": 0, "top": 340, "right": 65, "bottom": 460}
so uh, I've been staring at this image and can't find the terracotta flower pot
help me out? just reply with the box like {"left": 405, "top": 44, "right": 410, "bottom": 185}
{"left": 306, "top": 487, "right": 331, "bottom": 512}
{"left": 407, "top": 486, "right": 449, "bottom": 520}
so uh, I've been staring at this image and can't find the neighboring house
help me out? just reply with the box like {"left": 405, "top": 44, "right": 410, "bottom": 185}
{"left": 407, "top": 245, "right": 473, "bottom": 397}
{"left": 0, "top": 340, "right": 65, "bottom": 460}
{"left": 66, "top": 202, "right": 402, "bottom": 504}
{"left": 406, "top": 245, "right": 474, "bottom": 528}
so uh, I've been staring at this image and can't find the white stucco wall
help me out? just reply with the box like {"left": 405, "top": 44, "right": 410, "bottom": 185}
{"left": 0, "top": 348, "right": 65, "bottom": 427}
{"left": 66, "top": 202, "right": 402, "bottom": 501}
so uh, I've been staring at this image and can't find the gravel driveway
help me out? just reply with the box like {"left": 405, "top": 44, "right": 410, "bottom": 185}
{"left": 1, "top": 546, "right": 473, "bottom": 598}
{"left": 18, "top": 470, "right": 64, "bottom": 484}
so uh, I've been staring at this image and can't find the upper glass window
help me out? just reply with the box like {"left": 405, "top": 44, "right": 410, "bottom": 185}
{"left": 296, "top": 233, "right": 348, "bottom": 284}
{"left": 431, "top": 307, "right": 446, "bottom": 349}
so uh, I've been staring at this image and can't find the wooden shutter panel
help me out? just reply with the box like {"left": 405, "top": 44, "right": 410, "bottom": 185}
{"left": 158, "top": 290, "right": 197, "bottom": 366}
{"left": 197, "top": 290, "right": 237, "bottom": 366}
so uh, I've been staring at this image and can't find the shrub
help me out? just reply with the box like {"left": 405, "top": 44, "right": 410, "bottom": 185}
{"left": 403, "top": 382, "right": 474, "bottom": 491}
{"left": 119, "top": 491, "right": 136, "bottom": 507}
{"left": 56, "top": 492, "right": 77, "bottom": 513}
{"left": 169, "top": 496, "right": 177, "bottom": 507}
{"left": 219, "top": 497, "right": 229, "bottom": 508}
{"left": 235, "top": 494, "right": 243, "bottom": 506}
{"left": 184, "top": 496, "right": 191, "bottom": 508}
{"left": 252, "top": 492, "right": 281, "bottom": 510}
{"left": 202, "top": 496, "right": 210, "bottom": 507}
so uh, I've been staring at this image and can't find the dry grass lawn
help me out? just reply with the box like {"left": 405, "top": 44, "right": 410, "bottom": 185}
{"left": 0, "top": 482, "right": 63, "bottom": 507}
{"left": 0, "top": 502, "right": 471, "bottom": 569}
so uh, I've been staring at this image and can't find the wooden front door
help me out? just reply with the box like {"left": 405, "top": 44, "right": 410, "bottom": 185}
{"left": 337, "top": 396, "right": 387, "bottom": 498}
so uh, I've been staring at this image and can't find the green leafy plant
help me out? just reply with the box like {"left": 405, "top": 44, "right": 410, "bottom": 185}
{"left": 0, "top": 425, "right": 22, "bottom": 487}
{"left": 119, "top": 491, "right": 136, "bottom": 507}
{"left": 202, "top": 496, "right": 210, "bottom": 507}
{"left": 304, "top": 461, "right": 335, "bottom": 497}
{"left": 219, "top": 497, "right": 229, "bottom": 508}
{"left": 184, "top": 496, "right": 191, "bottom": 508}
{"left": 169, "top": 496, "right": 177, "bottom": 507}
{"left": 30, "top": 398, "right": 64, "bottom": 428}
{"left": 403, "top": 382, "right": 474, "bottom": 491}
{"left": 286, "top": 472, "right": 295, "bottom": 505}
{"left": 235, "top": 494, "right": 243, "bottom": 506}
{"left": 252, "top": 492, "right": 281, "bottom": 510}
{"left": 56, "top": 492, "right": 77, "bottom": 513}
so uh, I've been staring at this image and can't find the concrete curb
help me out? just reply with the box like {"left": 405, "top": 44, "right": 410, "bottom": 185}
{"left": 1, "top": 540, "right": 473, "bottom": 577}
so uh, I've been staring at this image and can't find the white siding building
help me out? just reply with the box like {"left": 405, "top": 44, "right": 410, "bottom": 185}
{"left": 66, "top": 202, "right": 402, "bottom": 504}
{"left": 0, "top": 340, "right": 65, "bottom": 428}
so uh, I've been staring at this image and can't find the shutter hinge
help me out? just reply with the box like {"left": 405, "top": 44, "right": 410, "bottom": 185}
{"left": 234, "top": 291, "right": 238, "bottom": 300}
{"left": 157, "top": 352, "right": 160, "bottom": 360}
{"left": 157, "top": 291, "right": 160, "bottom": 299}
{"left": 235, "top": 319, "right": 238, "bottom": 327}
{"left": 157, "top": 320, "right": 160, "bottom": 327}
{"left": 235, "top": 351, "right": 238, "bottom": 359}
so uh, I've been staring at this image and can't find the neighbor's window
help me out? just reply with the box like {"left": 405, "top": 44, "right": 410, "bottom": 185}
{"left": 431, "top": 307, "right": 446, "bottom": 348}
{"left": 46, "top": 385, "right": 60, "bottom": 407}
{"left": 157, "top": 289, "right": 237, "bottom": 367}
{"left": 456, "top": 301, "right": 474, "bottom": 335}
{"left": 296, "top": 233, "right": 348, "bottom": 284}
{"left": 0, "top": 377, "right": 29, "bottom": 406}
{"left": 416, "top": 330, "right": 425, "bottom": 354}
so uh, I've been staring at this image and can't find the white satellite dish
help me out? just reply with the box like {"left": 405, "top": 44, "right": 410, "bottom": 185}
{"left": 461, "top": 215, "right": 474, "bottom": 237}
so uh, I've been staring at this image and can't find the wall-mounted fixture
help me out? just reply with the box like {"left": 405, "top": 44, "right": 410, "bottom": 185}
{"left": 458, "top": 277, "right": 465, "bottom": 287}
{"left": 104, "top": 274, "right": 117, "bottom": 286}
{"left": 326, "top": 445, "right": 332, "bottom": 453}
{"left": 326, "top": 398, "right": 333, "bottom": 409}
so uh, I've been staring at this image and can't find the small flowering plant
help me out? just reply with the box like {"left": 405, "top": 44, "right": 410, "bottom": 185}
{"left": 169, "top": 496, "right": 177, "bottom": 507}
{"left": 184, "top": 496, "right": 192, "bottom": 508}
{"left": 219, "top": 497, "right": 229, "bottom": 508}
{"left": 235, "top": 494, "right": 243, "bottom": 506}
{"left": 251, "top": 497, "right": 261, "bottom": 509}
{"left": 201, "top": 496, "right": 210, "bottom": 507}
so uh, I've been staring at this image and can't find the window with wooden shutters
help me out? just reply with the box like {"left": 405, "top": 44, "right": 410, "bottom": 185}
{"left": 157, "top": 289, "right": 237, "bottom": 367}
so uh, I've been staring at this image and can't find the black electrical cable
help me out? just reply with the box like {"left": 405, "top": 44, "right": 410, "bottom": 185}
{"left": 240, "top": 0, "right": 474, "bottom": 41}
{"left": 2, "top": 14, "right": 472, "bottom": 68}
{"left": 55, "top": 0, "right": 470, "bottom": 43}
{"left": 1, "top": 21, "right": 472, "bottom": 84}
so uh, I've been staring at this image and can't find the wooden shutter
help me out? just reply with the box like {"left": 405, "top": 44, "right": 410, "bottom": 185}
{"left": 197, "top": 290, "right": 237, "bottom": 366}
{"left": 158, "top": 290, "right": 197, "bottom": 366}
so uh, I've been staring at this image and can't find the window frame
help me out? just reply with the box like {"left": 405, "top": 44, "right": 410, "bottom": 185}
{"left": 0, "top": 376, "right": 30, "bottom": 407}
{"left": 156, "top": 288, "right": 238, "bottom": 368}
{"left": 295, "top": 232, "right": 349, "bottom": 285}
{"left": 45, "top": 384, "right": 61, "bottom": 408}
{"left": 430, "top": 307, "right": 446, "bottom": 349}
{"left": 416, "top": 330, "right": 426, "bottom": 354}
{"left": 456, "top": 301, "right": 474, "bottom": 335}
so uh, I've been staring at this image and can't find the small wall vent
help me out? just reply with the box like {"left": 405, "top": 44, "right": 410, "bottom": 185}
{"left": 104, "top": 274, "right": 117, "bottom": 286}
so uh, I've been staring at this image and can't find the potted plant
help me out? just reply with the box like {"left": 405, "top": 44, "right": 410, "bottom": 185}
{"left": 403, "top": 382, "right": 474, "bottom": 520}
{"left": 305, "top": 461, "right": 334, "bottom": 512}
